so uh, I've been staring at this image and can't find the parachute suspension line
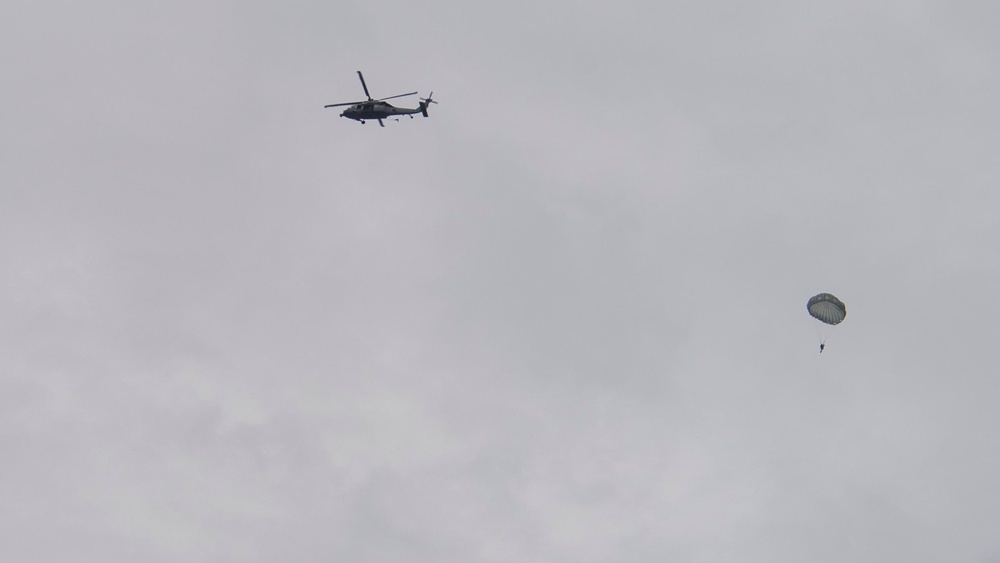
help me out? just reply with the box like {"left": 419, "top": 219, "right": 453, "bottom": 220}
{"left": 813, "top": 320, "right": 828, "bottom": 344}
{"left": 814, "top": 323, "right": 837, "bottom": 348}
{"left": 815, "top": 327, "right": 827, "bottom": 349}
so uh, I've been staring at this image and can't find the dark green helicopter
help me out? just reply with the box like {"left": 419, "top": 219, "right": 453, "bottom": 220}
{"left": 324, "top": 71, "right": 436, "bottom": 127}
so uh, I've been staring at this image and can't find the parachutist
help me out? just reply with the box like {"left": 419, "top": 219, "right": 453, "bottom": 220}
{"left": 808, "top": 293, "right": 846, "bottom": 352}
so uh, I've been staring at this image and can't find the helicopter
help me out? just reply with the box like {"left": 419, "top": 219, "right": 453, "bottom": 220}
{"left": 324, "top": 71, "right": 436, "bottom": 127}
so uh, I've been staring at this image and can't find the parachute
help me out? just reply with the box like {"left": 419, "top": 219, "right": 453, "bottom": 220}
{"left": 807, "top": 293, "right": 846, "bottom": 351}
{"left": 807, "top": 293, "right": 847, "bottom": 325}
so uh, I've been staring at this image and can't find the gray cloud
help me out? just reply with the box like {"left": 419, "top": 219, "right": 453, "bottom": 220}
{"left": 3, "top": 1, "right": 1000, "bottom": 561}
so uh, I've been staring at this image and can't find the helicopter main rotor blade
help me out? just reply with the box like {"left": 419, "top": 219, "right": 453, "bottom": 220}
{"left": 324, "top": 101, "right": 366, "bottom": 108}
{"left": 378, "top": 91, "right": 418, "bottom": 102}
{"left": 357, "top": 71, "right": 372, "bottom": 100}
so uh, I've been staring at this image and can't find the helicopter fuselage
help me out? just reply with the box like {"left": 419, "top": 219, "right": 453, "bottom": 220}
{"left": 340, "top": 101, "right": 422, "bottom": 122}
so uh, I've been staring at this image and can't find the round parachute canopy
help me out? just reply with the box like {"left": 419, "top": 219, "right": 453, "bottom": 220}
{"left": 807, "top": 293, "right": 847, "bottom": 325}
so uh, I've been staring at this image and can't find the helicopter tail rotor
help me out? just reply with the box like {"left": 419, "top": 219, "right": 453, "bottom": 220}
{"left": 418, "top": 92, "right": 437, "bottom": 117}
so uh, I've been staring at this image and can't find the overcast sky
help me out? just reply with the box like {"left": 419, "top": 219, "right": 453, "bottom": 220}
{"left": 3, "top": 1, "right": 1000, "bottom": 561}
